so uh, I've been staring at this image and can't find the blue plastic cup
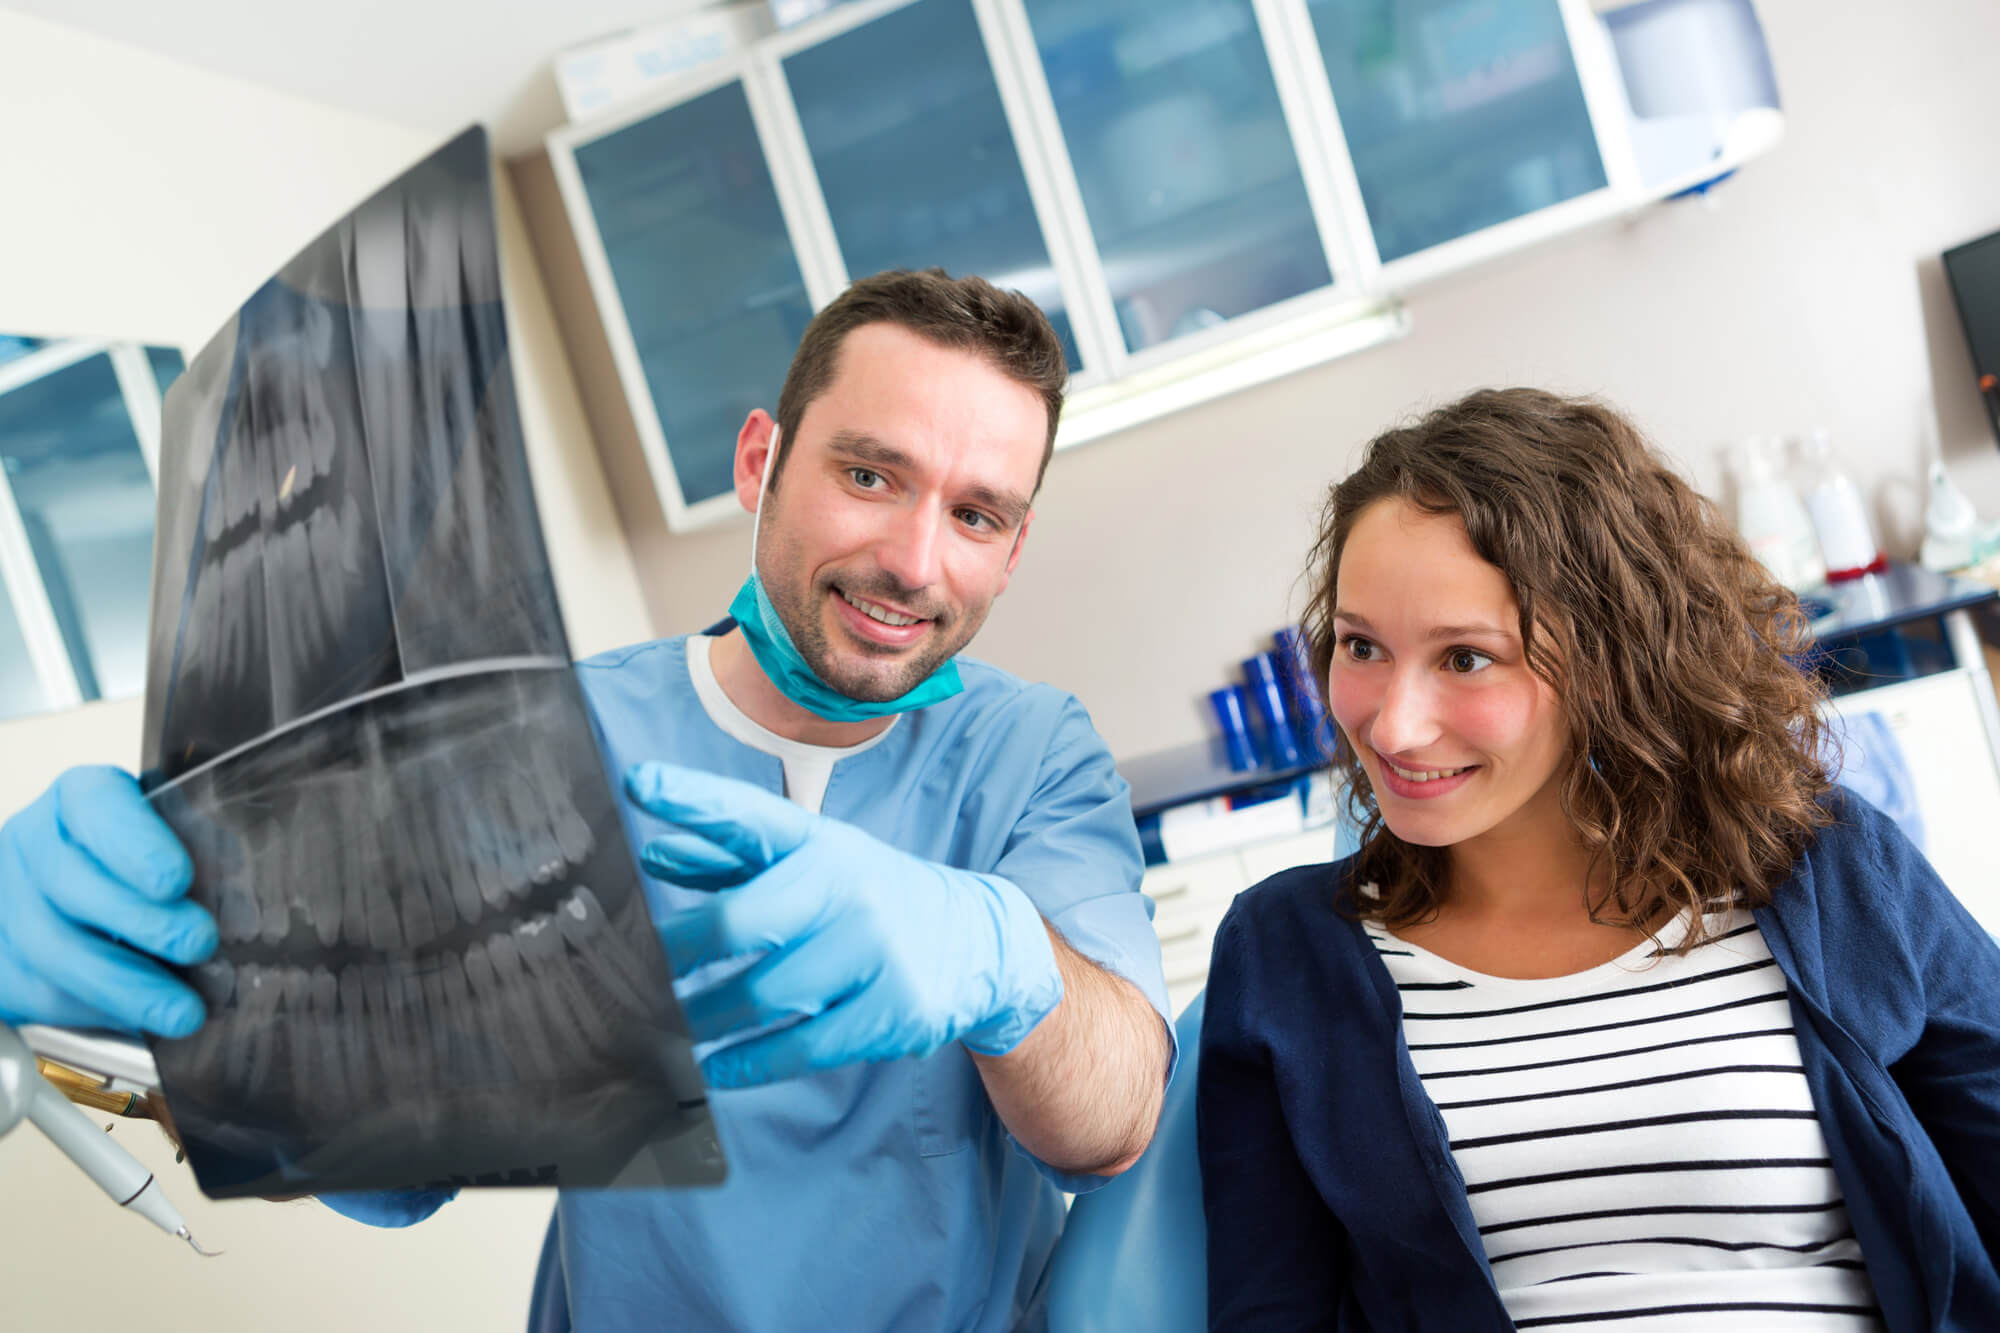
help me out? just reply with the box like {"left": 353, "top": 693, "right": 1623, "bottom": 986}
{"left": 1242, "top": 652, "right": 1304, "bottom": 768}
{"left": 1208, "top": 685, "right": 1258, "bottom": 771}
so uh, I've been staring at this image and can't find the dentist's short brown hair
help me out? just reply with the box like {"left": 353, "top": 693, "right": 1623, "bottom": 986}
{"left": 769, "top": 268, "right": 1067, "bottom": 493}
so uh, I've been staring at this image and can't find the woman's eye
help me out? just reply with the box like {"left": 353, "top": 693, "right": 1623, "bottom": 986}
{"left": 1447, "top": 648, "right": 1493, "bottom": 674}
{"left": 1340, "top": 635, "right": 1375, "bottom": 662}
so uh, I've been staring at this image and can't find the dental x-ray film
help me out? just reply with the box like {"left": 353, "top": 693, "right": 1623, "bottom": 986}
{"left": 137, "top": 126, "right": 724, "bottom": 1199}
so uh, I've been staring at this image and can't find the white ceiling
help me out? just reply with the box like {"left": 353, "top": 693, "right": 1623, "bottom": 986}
{"left": 8, "top": 0, "right": 728, "bottom": 153}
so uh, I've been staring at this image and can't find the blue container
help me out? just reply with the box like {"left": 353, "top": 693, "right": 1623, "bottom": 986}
{"left": 1207, "top": 685, "right": 1258, "bottom": 771}
{"left": 1242, "top": 652, "right": 1304, "bottom": 768}
{"left": 1273, "top": 626, "right": 1336, "bottom": 762}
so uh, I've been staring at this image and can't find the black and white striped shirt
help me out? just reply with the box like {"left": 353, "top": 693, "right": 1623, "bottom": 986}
{"left": 1369, "top": 910, "right": 1884, "bottom": 1330}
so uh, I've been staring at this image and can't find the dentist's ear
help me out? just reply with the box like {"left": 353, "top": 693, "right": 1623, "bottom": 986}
{"left": 733, "top": 411, "right": 780, "bottom": 514}
{"left": 996, "top": 510, "right": 1035, "bottom": 594}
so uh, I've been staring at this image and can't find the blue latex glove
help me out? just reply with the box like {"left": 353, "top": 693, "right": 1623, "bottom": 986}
{"left": 0, "top": 767, "right": 216, "bottom": 1036}
{"left": 624, "top": 762, "right": 1062, "bottom": 1087}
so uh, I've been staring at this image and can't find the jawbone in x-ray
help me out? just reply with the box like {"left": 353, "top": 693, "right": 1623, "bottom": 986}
{"left": 136, "top": 126, "right": 724, "bottom": 1199}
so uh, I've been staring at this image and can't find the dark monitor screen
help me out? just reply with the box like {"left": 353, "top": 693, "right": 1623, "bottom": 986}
{"left": 1942, "top": 228, "right": 2000, "bottom": 446}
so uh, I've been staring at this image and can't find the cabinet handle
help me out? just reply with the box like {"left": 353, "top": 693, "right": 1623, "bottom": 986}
{"left": 1157, "top": 922, "right": 1203, "bottom": 945}
{"left": 1149, "top": 882, "right": 1190, "bottom": 902}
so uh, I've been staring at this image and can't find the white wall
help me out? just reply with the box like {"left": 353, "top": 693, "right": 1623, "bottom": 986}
{"left": 0, "top": 12, "right": 651, "bottom": 1330}
{"left": 602, "top": 0, "right": 2000, "bottom": 758}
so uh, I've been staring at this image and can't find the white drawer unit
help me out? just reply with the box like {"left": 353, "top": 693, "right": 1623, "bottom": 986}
{"left": 1142, "top": 823, "right": 1348, "bottom": 1018}
{"left": 1238, "top": 827, "right": 1345, "bottom": 886}
{"left": 1142, "top": 853, "right": 1250, "bottom": 926}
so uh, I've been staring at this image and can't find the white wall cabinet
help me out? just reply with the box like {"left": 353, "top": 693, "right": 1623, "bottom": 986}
{"left": 546, "top": 0, "right": 1779, "bottom": 532}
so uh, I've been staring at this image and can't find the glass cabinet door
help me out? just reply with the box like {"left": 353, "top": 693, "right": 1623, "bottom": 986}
{"left": 572, "top": 81, "right": 816, "bottom": 509}
{"left": 783, "top": 0, "right": 1085, "bottom": 371}
{"left": 0, "top": 576, "right": 48, "bottom": 722}
{"left": 1305, "top": 0, "right": 1606, "bottom": 264}
{"left": 1021, "top": 0, "right": 1333, "bottom": 354}
{"left": 0, "top": 352, "right": 156, "bottom": 702}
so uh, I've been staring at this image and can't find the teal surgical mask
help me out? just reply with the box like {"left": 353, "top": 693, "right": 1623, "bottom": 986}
{"left": 729, "top": 426, "right": 964, "bottom": 722}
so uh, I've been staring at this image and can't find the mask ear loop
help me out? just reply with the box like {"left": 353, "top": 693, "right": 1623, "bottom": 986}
{"left": 749, "top": 423, "right": 779, "bottom": 578}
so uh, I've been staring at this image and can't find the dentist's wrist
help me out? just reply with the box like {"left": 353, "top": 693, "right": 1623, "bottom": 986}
{"left": 955, "top": 870, "right": 1062, "bottom": 1057}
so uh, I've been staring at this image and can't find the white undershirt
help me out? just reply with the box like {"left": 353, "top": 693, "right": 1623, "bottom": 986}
{"left": 1370, "top": 909, "right": 1883, "bottom": 1332}
{"left": 685, "top": 634, "right": 895, "bottom": 814}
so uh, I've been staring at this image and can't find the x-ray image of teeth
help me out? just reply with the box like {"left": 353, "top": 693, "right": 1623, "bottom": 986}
{"left": 136, "top": 126, "right": 723, "bottom": 1199}
{"left": 149, "top": 668, "right": 716, "bottom": 1198}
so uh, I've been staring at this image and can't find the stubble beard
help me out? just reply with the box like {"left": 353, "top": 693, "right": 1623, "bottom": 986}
{"left": 764, "top": 563, "right": 979, "bottom": 703}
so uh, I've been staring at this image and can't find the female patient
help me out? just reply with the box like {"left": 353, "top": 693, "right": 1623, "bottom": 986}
{"left": 1198, "top": 389, "right": 2000, "bottom": 1331}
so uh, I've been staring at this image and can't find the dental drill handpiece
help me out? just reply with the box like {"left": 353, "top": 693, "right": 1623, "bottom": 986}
{"left": 0, "top": 1022, "right": 216, "bottom": 1255}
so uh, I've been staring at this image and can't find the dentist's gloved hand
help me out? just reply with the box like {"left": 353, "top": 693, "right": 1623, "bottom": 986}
{"left": 624, "top": 762, "right": 1062, "bottom": 1088}
{"left": 0, "top": 767, "right": 216, "bottom": 1036}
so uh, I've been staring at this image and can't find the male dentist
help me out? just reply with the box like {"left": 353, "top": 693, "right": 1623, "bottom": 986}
{"left": 0, "top": 268, "right": 1174, "bottom": 1330}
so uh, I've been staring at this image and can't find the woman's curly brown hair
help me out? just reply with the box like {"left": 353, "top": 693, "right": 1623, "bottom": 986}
{"left": 1300, "top": 388, "right": 1834, "bottom": 949}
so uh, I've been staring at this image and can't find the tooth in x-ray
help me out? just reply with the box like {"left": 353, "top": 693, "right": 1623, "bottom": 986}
{"left": 279, "top": 966, "right": 314, "bottom": 1117}
{"left": 246, "top": 813, "right": 287, "bottom": 945}
{"left": 361, "top": 828, "right": 405, "bottom": 955}
{"left": 340, "top": 844, "right": 371, "bottom": 953}
{"left": 483, "top": 933, "right": 559, "bottom": 1086}
{"left": 281, "top": 520, "right": 320, "bottom": 678}
{"left": 437, "top": 949, "right": 490, "bottom": 1086}
{"left": 217, "top": 868, "right": 260, "bottom": 944}
{"left": 194, "top": 958, "right": 236, "bottom": 1011}
{"left": 459, "top": 940, "right": 509, "bottom": 1081}
{"left": 420, "top": 961, "right": 456, "bottom": 1076}
{"left": 546, "top": 779, "right": 595, "bottom": 867}
{"left": 556, "top": 886, "right": 659, "bottom": 1019}
{"left": 256, "top": 818, "right": 295, "bottom": 949}
{"left": 490, "top": 770, "right": 551, "bottom": 886}
{"left": 451, "top": 777, "right": 510, "bottom": 915}
{"left": 518, "top": 914, "right": 615, "bottom": 1056}
{"left": 310, "top": 965, "right": 343, "bottom": 1122}
{"left": 303, "top": 810, "right": 344, "bottom": 948}
{"left": 475, "top": 773, "right": 530, "bottom": 902}
{"left": 367, "top": 962, "right": 403, "bottom": 1093}
{"left": 225, "top": 964, "right": 278, "bottom": 1105}
{"left": 422, "top": 783, "right": 483, "bottom": 929}
{"left": 411, "top": 805, "right": 465, "bottom": 935}
{"left": 377, "top": 962, "right": 417, "bottom": 1095}
{"left": 402, "top": 965, "right": 437, "bottom": 1096}
{"left": 386, "top": 961, "right": 423, "bottom": 1102}
{"left": 400, "top": 856, "right": 440, "bottom": 951}
{"left": 306, "top": 504, "right": 346, "bottom": 642}
{"left": 509, "top": 932, "right": 589, "bottom": 1072}
{"left": 338, "top": 963, "right": 375, "bottom": 1113}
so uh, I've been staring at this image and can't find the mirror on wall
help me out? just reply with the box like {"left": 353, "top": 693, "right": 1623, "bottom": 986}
{"left": 0, "top": 333, "right": 183, "bottom": 722}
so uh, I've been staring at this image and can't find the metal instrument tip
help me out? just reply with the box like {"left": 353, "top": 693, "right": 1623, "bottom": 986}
{"left": 177, "top": 1226, "right": 223, "bottom": 1258}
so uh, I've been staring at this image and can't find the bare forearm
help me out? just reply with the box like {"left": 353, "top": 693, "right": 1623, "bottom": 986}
{"left": 969, "top": 923, "right": 1170, "bottom": 1176}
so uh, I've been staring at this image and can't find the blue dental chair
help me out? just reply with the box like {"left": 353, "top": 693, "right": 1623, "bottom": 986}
{"left": 525, "top": 991, "right": 1212, "bottom": 1333}
{"left": 1043, "top": 989, "right": 1209, "bottom": 1333}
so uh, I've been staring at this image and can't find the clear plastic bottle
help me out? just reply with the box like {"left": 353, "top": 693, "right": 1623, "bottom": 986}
{"left": 1731, "top": 435, "right": 1826, "bottom": 592}
{"left": 1794, "top": 429, "right": 1885, "bottom": 581}
{"left": 1920, "top": 459, "right": 1979, "bottom": 572}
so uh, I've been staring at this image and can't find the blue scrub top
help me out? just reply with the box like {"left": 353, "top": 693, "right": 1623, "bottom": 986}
{"left": 360, "top": 635, "right": 1172, "bottom": 1331}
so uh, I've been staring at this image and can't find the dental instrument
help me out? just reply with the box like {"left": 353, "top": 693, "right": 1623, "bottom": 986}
{"left": 0, "top": 1021, "right": 217, "bottom": 1255}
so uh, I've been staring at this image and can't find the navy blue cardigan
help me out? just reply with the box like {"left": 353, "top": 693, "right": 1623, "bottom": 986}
{"left": 1197, "top": 795, "right": 2000, "bottom": 1331}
